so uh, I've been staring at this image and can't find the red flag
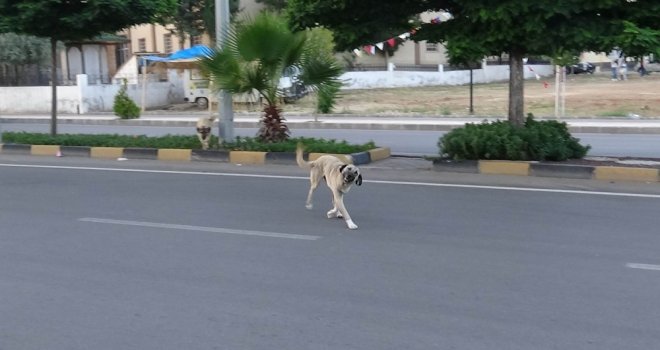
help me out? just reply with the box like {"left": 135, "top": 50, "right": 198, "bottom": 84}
{"left": 387, "top": 38, "right": 396, "bottom": 47}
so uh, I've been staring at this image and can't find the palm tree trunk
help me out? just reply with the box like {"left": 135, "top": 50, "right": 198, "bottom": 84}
{"left": 258, "top": 104, "right": 289, "bottom": 142}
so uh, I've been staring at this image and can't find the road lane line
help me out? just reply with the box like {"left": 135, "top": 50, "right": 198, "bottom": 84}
{"left": 626, "top": 263, "right": 660, "bottom": 271}
{"left": 3, "top": 163, "right": 660, "bottom": 199}
{"left": 79, "top": 218, "right": 320, "bottom": 241}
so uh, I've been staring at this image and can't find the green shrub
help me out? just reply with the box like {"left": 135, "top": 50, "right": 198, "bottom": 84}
{"left": 113, "top": 79, "right": 140, "bottom": 119}
{"left": 438, "top": 115, "right": 590, "bottom": 161}
{"left": 2, "top": 133, "right": 376, "bottom": 153}
{"left": 316, "top": 83, "right": 341, "bottom": 114}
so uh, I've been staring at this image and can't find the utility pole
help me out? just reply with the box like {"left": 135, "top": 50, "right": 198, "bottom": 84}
{"left": 215, "top": 0, "right": 233, "bottom": 142}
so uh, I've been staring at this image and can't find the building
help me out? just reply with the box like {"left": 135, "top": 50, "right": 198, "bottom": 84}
{"left": 116, "top": 4, "right": 451, "bottom": 78}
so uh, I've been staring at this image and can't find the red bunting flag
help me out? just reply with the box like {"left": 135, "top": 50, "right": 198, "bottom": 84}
{"left": 387, "top": 38, "right": 396, "bottom": 47}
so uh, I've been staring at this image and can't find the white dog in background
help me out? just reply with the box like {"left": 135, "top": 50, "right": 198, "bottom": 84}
{"left": 296, "top": 144, "right": 363, "bottom": 230}
{"left": 196, "top": 116, "right": 216, "bottom": 150}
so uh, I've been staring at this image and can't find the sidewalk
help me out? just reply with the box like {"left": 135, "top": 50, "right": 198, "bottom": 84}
{"left": 2, "top": 112, "right": 660, "bottom": 134}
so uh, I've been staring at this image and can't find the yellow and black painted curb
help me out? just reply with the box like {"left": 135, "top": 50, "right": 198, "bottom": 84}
{"left": 0, "top": 143, "right": 391, "bottom": 166}
{"left": 433, "top": 159, "right": 659, "bottom": 182}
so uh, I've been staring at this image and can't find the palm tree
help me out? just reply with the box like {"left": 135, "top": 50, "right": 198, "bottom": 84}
{"left": 201, "top": 12, "right": 342, "bottom": 142}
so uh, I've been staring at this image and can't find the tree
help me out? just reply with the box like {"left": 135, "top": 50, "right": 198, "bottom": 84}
{"left": 0, "top": 0, "right": 175, "bottom": 136}
{"left": 201, "top": 12, "right": 342, "bottom": 142}
{"left": 288, "top": 0, "right": 660, "bottom": 126}
{"left": 0, "top": 33, "right": 53, "bottom": 86}
{"left": 613, "top": 21, "right": 660, "bottom": 65}
{"left": 158, "top": 0, "right": 241, "bottom": 46}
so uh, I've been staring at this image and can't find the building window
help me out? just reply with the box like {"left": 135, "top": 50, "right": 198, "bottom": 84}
{"left": 192, "top": 35, "right": 202, "bottom": 46}
{"left": 164, "top": 34, "right": 173, "bottom": 53}
{"left": 426, "top": 42, "right": 438, "bottom": 52}
{"left": 138, "top": 38, "right": 146, "bottom": 52}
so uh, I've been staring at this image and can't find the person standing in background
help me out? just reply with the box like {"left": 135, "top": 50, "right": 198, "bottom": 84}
{"left": 611, "top": 60, "right": 619, "bottom": 80}
{"left": 618, "top": 54, "right": 628, "bottom": 80}
{"left": 609, "top": 48, "right": 621, "bottom": 81}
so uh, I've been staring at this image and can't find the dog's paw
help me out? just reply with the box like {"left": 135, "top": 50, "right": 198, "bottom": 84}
{"left": 306, "top": 204, "right": 313, "bottom": 210}
{"left": 326, "top": 209, "right": 338, "bottom": 218}
{"left": 346, "top": 220, "right": 358, "bottom": 230}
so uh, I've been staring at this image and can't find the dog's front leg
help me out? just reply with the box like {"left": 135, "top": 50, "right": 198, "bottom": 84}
{"left": 333, "top": 191, "right": 357, "bottom": 230}
{"left": 326, "top": 198, "right": 341, "bottom": 218}
{"left": 197, "top": 134, "right": 208, "bottom": 150}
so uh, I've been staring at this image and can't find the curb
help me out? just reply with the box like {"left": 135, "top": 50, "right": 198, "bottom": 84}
{"left": 432, "top": 159, "right": 659, "bottom": 183}
{"left": 0, "top": 143, "right": 390, "bottom": 166}
{"left": 3, "top": 117, "right": 660, "bottom": 134}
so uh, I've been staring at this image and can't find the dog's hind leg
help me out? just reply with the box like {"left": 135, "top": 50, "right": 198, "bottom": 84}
{"left": 305, "top": 168, "right": 320, "bottom": 209}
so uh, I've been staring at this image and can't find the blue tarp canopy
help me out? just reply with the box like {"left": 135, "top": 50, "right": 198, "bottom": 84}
{"left": 142, "top": 45, "right": 213, "bottom": 67}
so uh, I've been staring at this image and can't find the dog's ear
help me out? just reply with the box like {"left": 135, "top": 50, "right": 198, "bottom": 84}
{"left": 355, "top": 174, "right": 362, "bottom": 186}
{"left": 339, "top": 164, "right": 348, "bottom": 173}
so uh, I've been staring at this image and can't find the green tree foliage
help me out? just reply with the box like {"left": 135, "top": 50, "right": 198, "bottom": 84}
{"left": 0, "top": 33, "right": 56, "bottom": 85}
{"left": 0, "top": 0, "right": 175, "bottom": 135}
{"left": 158, "top": 0, "right": 241, "bottom": 45}
{"left": 613, "top": 21, "right": 660, "bottom": 61}
{"left": 288, "top": 0, "right": 660, "bottom": 126}
{"left": 201, "top": 12, "right": 342, "bottom": 142}
{"left": 0, "top": 33, "right": 50, "bottom": 66}
{"left": 306, "top": 27, "right": 341, "bottom": 113}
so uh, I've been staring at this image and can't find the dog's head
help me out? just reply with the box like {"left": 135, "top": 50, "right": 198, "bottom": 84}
{"left": 339, "top": 164, "right": 362, "bottom": 186}
{"left": 196, "top": 126, "right": 212, "bottom": 140}
{"left": 196, "top": 116, "right": 216, "bottom": 141}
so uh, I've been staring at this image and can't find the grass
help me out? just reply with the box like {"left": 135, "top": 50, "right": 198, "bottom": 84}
{"left": 595, "top": 110, "right": 630, "bottom": 117}
{"left": 233, "top": 73, "right": 660, "bottom": 118}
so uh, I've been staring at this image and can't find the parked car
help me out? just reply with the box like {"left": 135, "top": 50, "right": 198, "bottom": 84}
{"left": 566, "top": 62, "right": 595, "bottom": 74}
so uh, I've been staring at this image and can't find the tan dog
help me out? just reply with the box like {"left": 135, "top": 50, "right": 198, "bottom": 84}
{"left": 196, "top": 116, "right": 216, "bottom": 150}
{"left": 296, "top": 144, "right": 363, "bottom": 230}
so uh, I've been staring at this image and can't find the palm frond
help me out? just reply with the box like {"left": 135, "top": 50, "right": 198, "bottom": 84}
{"left": 298, "top": 54, "right": 343, "bottom": 91}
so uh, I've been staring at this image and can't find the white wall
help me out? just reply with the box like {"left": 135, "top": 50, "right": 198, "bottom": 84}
{"left": 341, "top": 64, "right": 553, "bottom": 89}
{"left": 0, "top": 74, "right": 183, "bottom": 113}
{"left": 0, "top": 65, "right": 554, "bottom": 113}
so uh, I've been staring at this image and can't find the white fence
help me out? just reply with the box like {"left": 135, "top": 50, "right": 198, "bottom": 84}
{"left": 0, "top": 72, "right": 185, "bottom": 114}
{"left": 0, "top": 64, "right": 553, "bottom": 113}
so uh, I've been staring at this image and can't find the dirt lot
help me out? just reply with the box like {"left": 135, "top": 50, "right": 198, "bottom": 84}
{"left": 257, "top": 72, "right": 660, "bottom": 118}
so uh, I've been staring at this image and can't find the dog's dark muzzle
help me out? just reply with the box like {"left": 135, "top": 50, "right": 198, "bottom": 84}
{"left": 196, "top": 127, "right": 212, "bottom": 139}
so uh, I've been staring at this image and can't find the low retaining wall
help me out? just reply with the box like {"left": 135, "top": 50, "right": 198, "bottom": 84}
{"left": 1, "top": 64, "right": 554, "bottom": 113}
{"left": 433, "top": 159, "right": 659, "bottom": 183}
{"left": 0, "top": 72, "right": 184, "bottom": 114}
{"left": 0, "top": 143, "right": 390, "bottom": 166}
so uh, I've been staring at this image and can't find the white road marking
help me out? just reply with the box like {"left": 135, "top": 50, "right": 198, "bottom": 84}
{"left": 2, "top": 163, "right": 660, "bottom": 199}
{"left": 79, "top": 218, "right": 320, "bottom": 241}
{"left": 626, "top": 263, "right": 660, "bottom": 272}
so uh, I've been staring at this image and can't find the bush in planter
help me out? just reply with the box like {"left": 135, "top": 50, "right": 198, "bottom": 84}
{"left": 113, "top": 78, "right": 140, "bottom": 119}
{"left": 438, "top": 114, "right": 590, "bottom": 161}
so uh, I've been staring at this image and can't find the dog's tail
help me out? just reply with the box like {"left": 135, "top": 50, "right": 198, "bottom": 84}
{"left": 296, "top": 143, "right": 312, "bottom": 169}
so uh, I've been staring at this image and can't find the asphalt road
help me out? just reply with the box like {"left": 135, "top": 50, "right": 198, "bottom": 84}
{"left": 3, "top": 123, "right": 660, "bottom": 158}
{"left": 1, "top": 155, "right": 659, "bottom": 350}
